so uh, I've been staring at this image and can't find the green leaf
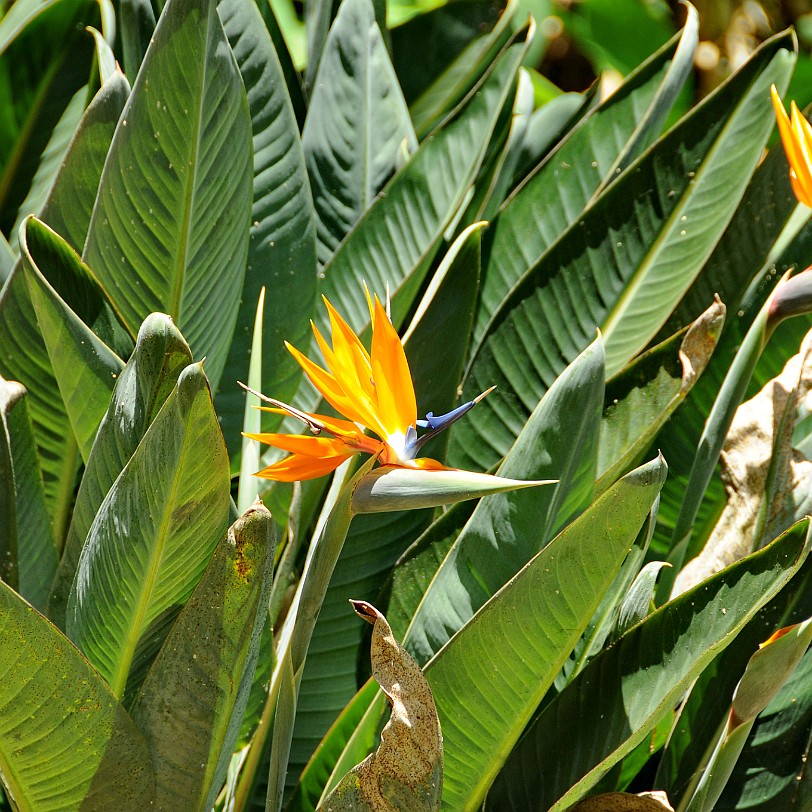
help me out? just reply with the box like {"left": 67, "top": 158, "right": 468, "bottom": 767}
{"left": 131, "top": 501, "right": 276, "bottom": 811}
{"left": 654, "top": 557, "right": 812, "bottom": 807}
{"left": 10, "top": 84, "right": 87, "bottom": 240}
{"left": 37, "top": 69, "right": 131, "bottom": 255}
{"left": 47, "top": 313, "right": 193, "bottom": 628}
{"left": 717, "top": 646, "right": 812, "bottom": 810}
{"left": 428, "top": 456, "right": 668, "bottom": 810}
{"left": 395, "top": 0, "right": 514, "bottom": 138}
{"left": 216, "top": 0, "right": 318, "bottom": 463}
{"left": 320, "top": 26, "right": 529, "bottom": 336}
{"left": 405, "top": 337, "right": 605, "bottom": 665}
{"left": 316, "top": 602, "right": 442, "bottom": 811}
{"left": 0, "top": 377, "right": 57, "bottom": 609}
{"left": 303, "top": 0, "right": 416, "bottom": 266}
{"left": 597, "top": 298, "right": 725, "bottom": 494}
{"left": 453, "top": 32, "right": 795, "bottom": 474}
{"left": 20, "top": 217, "right": 124, "bottom": 462}
{"left": 472, "top": 21, "right": 696, "bottom": 353}
{"left": 683, "top": 617, "right": 812, "bottom": 812}
{"left": 487, "top": 519, "right": 811, "bottom": 812}
{"left": 0, "top": 0, "right": 96, "bottom": 230}
{"left": 120, "top": 0, "right": 155, "bottom": 79}
{"left": 83, "top": 0, "right": 254, "bottom": 391}
{"left": 237, "top": 288, "right": 266, "bottom": 514}
{"left": 0, "top": 69, "right": 128, "bottom": 542}
{"left": 66, "top": 362, "right": 230, "bottom": 700}
{"left": 0, "top": 578, "right": 154, "bottom": 809}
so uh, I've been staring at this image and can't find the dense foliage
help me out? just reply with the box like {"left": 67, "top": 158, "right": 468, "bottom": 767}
{"left": 1, "top": 0, "right": 812, "bottom": 809}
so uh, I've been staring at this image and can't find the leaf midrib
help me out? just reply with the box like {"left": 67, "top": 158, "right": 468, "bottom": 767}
{"left": 110, "top": 415, "right": 190, "bottom": 699}
{"left": 167, "top": 0, "right": 211, "bottom": 322}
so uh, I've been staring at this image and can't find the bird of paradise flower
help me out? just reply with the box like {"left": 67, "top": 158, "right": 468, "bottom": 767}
{"left": 771, "top": 84, "right": 812, "bottom": 208}
{"left": 241, "top": 288, "right": 493, "bottom": 481}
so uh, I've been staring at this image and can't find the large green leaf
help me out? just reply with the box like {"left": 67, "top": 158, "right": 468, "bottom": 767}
{"left": 472, "top": 18, "right": 696, "bottom": 352}
{"left": 427, "top": 456, "right": 667, "bottom": 810}
{"left": 596, "top": 298, "right": 725, "bottom": 493}
{"left": 405, "top": 337, "right": 605, "bottom": 665}
{"left": 83, "top": 0, "right": 253, "bottom": 391}
{"left": 717, "top": 646, "right": 812, "bottom": 810}
{"left": 0, "top": 377, "right": 57, "bottom": 609}
{"left": 20, "top": 217, "right": 124, "bottom": 462}
{"left": 486, "top": 519, "right": 812, "bottom": 811}
{"left": 131, "top": 501, "right": 275, "bottom": 811}
{"left": 451, "top": 32, "right": 795, "bottom": 474}
{"left": 395, "top": 0, "right": 514, "bottom": 138}
{"left": 47, "top": 313, "right": 193, "bottom": 628}
{"left": 10, "top": 84, "right": 87, "bottom": 239}
{"left": 0, "top": 73, "right": 129, "bottom": 541}
{"left": 216, "top": 0, "right": 318, "bottom": 463}
{"left": 0, "top": 578, "right": 154, "bottom": 809}
{"left": 0, "top": 0, "right": 96, "bottom": 231}
{"left": 66, "top": 363, "right": 230, "bottom": 700}
{"left": 303, "top": 0, "right": 415, "bottom": 266}
{"left": 319, "top": 27, "right": 529, "bottom": 337}
{"left": 654, "top": 558, "right": 812, "bottom": 808}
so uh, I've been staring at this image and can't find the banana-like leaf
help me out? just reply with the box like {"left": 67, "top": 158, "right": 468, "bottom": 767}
{"left": 303, "top": 0, "right": 384, "bottom": 94}
{"left": 20, "top": 217, "right": 124, "bottom": 462}
{"left": 683, "top": 617, "right": 812, "bottom": 812}
{"left": 395, "top": 0, "right": 514, "bottom": 138}
{"left": 47, "top": 313, "right": 192, "bottom": 628}
{"left": 120, "top": 0, "right": 155, "bottom": 79}
{"left": 131, "top": 501, "right": 276, "bottom": 811}
{"left": 302, "top": 0, "right": 416, "bottom": 266}
{"left": 717, "top": 645, "right": 812, "bottom": 810}
{"left": 486, "top": 519, "right": 812, "bottom": 812}
{"left": 66, "top": 362, "right": 230, "bottom": 700}
{"left": 473, "top": 18, "right": 696, "bottom": 352}
{"left": 660, "top": 130, "right": 800, "bottom": 338}
{"left": 0, "top": 578, "right": 154, "bottom": 809}
{"left": 0, "top": 231, "right": 13, "bottom": 277}
{"left": 0, "top": 377, "right": 57, "bottom": 609}
{"left": 404, "top": 337, "right": 605, "bottom": 665}
{"left": 0, "top": 0, "right": 95, "bottom": 228}
{"left": 597, "top": 298, "right": 725, "bottom": 494}
{"left": 286, "top": 228, "right": 482, "bottom": 794}
{"left": 83, "top": 0, "right": 253, "bottom": 391}
{"left": 10, "top": 85, "right": 87, "bottom": 239}
{"left": 653, "top": 557, "right": 812, "bottom": 807}
{"left": 452, "top": 33, "right": 795, "bottom": 474}
{"left": 0, "top": 72, "right": 129, "bottom": 540}
{"left": 428, "top": 456, "right": 667, "bottom": 810}
{"left": 316, "top": 602, "right": 442, "bottom": 811}
{"left": 216, "top": 0, "right": 318, "bottom": 463}
{"left": 320, "top": 26, "right": 529, "bottom": 336}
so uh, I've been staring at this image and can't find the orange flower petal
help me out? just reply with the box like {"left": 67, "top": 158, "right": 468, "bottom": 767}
{"left": 285, "top": 341, "right": 373, "bottom": 428}
{"left": 790, "top": 101, "right": 812, "bottom": 205}
{"left": 370, "top": 295, "right": 417, "bottom": 436}
{"left": 244, "top": 432, "right": 354, "bottom": 457}
{"left": 772, "top": 86, "right": 812, "bottom": 208}
{"left": 255, "top": 452, "right": 354, "bottom": 482}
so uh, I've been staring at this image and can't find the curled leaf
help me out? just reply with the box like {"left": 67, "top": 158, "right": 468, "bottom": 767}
{"left": 351, "top": 465, "right": 554, "bottom": 514}
{"left": 317, "top": 601, "right": 442, "bottom": 811}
